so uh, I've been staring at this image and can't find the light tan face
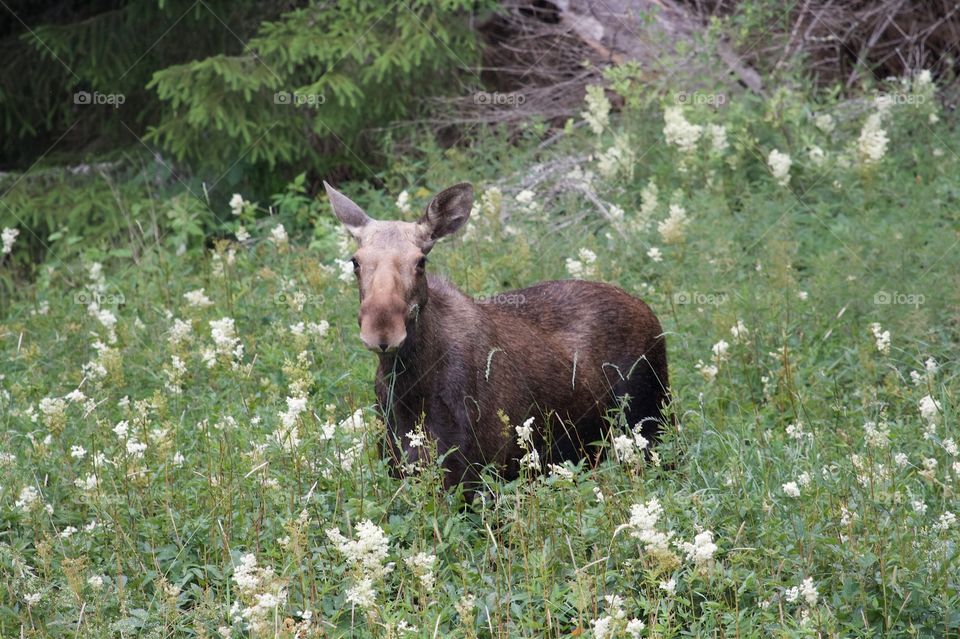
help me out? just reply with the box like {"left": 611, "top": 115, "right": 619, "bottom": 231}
{"left": 350, "top": 221, "right": 429, "bottom": 352}
{"left": 325, "top": 182, "right": 473, "bottom": 354}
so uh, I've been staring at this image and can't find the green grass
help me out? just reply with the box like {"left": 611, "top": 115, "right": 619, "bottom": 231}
{"left": 1, "top": 74, "right": 958, "bottom": 638}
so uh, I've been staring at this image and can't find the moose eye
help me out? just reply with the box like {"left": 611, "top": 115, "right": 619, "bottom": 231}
{"left": 350, "top": 257, "right": 359, "bottom": 271}
{"left": 416, "top": 257, "right": 427, "bottom": 270}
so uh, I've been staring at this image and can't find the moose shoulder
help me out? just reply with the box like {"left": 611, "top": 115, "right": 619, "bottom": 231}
{"left": 325, "top": 181, "right": 671, "bottom": 491}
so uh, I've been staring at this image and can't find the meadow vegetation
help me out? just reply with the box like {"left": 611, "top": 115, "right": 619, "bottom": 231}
{"left": 1, "top": 67, "right": 958, "bottom": 637}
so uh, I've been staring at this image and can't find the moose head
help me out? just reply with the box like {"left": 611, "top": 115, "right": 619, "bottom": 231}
{"left": 324, "top": 182, "right": 473, "bottom": 353}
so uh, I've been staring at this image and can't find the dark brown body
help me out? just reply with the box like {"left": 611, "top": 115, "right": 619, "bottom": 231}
{"left": 324, "top": 180, "right": 670, "bottom": 491}
{"left": 375, "top": 275, "right": 670, "bottom": 488}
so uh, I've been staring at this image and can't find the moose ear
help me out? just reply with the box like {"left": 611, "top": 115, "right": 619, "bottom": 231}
{"left": 324, "top": 181, "right": 372, "bottom": 240}
{"left": 417, "top": 183, "right": 473, "bottom": 250}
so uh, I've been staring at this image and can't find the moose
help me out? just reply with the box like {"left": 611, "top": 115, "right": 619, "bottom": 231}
{"left": 325, "top": 181, "right": 671, "bottom": 491}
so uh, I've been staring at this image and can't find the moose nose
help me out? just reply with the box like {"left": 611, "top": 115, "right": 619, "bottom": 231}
{"left": 360, "top": 332, "right": 406, "bottom": 353}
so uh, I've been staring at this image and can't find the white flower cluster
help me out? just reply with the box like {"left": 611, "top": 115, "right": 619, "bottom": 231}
{"left": 582, "top": 85, "right": 611, "bottom": 135}
{"left": 707, "top": 123, "right": 729, "bottom": 155}
{"left": 657, "top": 204, "right": 688, "bottom": 245}
{"left": 619, "top": 497, "right": 718, "bottom": 576}
{"left": 16, "top": 485, "right": 42, "bottom": 512}
{"left": 183, "top": 288, "right": 213, "bottom": 308}
{"left": 784, "top": 576, "right": 818, "bottom": 607}
{"left": 274, "top": 396, "right": 307, "bottom": 451}
{"left": 515, "top": 416, "right": 541, "bottom": 472}
{"left": 1, "top": 227, "right": 18, "bottom": 255}
{"left": 326, "top": 519, "right": 394, "bottom": 610}
{"left": 863, "top": 420, "right": 890, "bottom": 448}
{"left": 695, "top": 337, "right": 732, "bottom": 383}
{"left": 168, "top": 318, "right": 193, "bottom": 346}
{"left": 230, "top": 553, "right": 288, "bottom": 634}
{"left": 229, "top": 193, "right": 246, "bottom": 216}
{"left": 565, "top": 248, "right": 597, "bottom": 279}
{"left": 596, "top": 137, "right": 634, "bottom": 179}
{"left": 203, "top": 317, "right": 244, "bottom": 368}
{"left": 395, "top": 190, "right": 411, "bottom": 214}
{"left": 624, "top": 498, "right": 674, "bottom": 558}
{"left": 269, "top": 224, "right": 288, "bottom": 247}
{"left": 289, "top": 320, "right": 329, "bottom": 338}
{"left": 334, "top": 257, "right": 354, "bottom": 283}
{"left": 612, "top": 429, "right": 649, "bottom": 467}
{"left": 405, "top": 552, "right": 437, "bottom": 592}
{"left": 637, "top": 181, "right": 659, "bottom": 227}
{"left": 869, "top": 322, "right": 890, "bottom": 354}
{"left": 590, "top": 594, "right": 645, "bottom": 639}
{"left": 514, "top": 188, "right": 539, "bottom": 215}
{"left": 767, "top": 149, "right": 792, "bottom": 187}
{"left": 679, "top": 530, "right": 718, "bottom": 566}
{"left": 909, "top": 357, "right": 938, "bottom": 386}
{"left": 857, "top": 113, "right": 889, "bottom": 166}
{"left": 663, "top": 106, "right": 702, "bottom": 153}
{"left": 919, "top": 394, "right": 941, "bottom": 441}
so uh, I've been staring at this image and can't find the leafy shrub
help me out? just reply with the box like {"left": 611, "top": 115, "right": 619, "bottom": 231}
{"left": 147, "top": 0, "right": 493, "bottom": 183}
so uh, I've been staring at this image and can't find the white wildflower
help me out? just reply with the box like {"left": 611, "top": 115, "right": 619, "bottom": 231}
{"left": 935, "top": 511, "right": 956, "bottom": 531}
{"left": 785, "top": 577, "right": 818, "bottom": 607}
{"left": 1, "top": 227, "right": 19, "bottom": 255}
{"left": 626, "top": 618, "right": 646, "bottom": 638}
{"left": 639, "top": 181, "right": 659, "bottom": 222}
{"left": 730, "top": 320, "right": 749, "bottom": 343}
{"left": 863, "top": 421, "right": 889, "bottom": 448}
{"left": 659, "top": 578, "right": 676, "bottom": 595}
{"left": 582, "top": 85, "right": 611, "bottom": 135}
{"left": 711, "top": 339, "right": 730, "bottom": 361}
{"left": 113, "top": 420, "right": 129, "bottom": 439}
{"left": 16, "top": 486, "right": 40, "bottom": 512}
{"left": 808, "top": 145, "right": 825, "bottom": 166}
{"left": 209, "top": 317, "right": 243, "bottom": 361}
{"left": 814, "top": 113, "right": 835, "bottom": 134}
{"left": 657, "top": 204, "right": 688, "bottom": 244}
{"left": 767, "top": 149, "right": 792, "bottom": 187}
{"left": 269, "top": 224, "right": 288, "bottom": 246}
{"left": 405, "top": 552, "right": 437, "bottom": 591}
{"left": 396, "top": 190, "right": 411, "bottom": 214}
{"left": 75, "top": 474, "right": 98, "bottom": 491}
{"left": 695, "top": 360, "right": 718, "bottom": 382}
{"left": 782, "top": 481, "right": 801, "bottom": 498}
{"left": 680, "top": 530, "right": 717, "bottom": 566}
{"left": 183, "top": 288, "right": 213, "bottom": 308}
{"left": 229, "top": 193, "right": 246, "bottom": 216}
{"left": 663, "top": 106, "right": 702, "bottom": 153}
{"left": 869, "top": 322, "right": 890, "bottom": 354}
{"left": 279, "top": 396, "right": 307, "bottom": 429}
{"left": 857, "top": 113, "right": 889, "bottom": 165}
{"left": 168, "top": 318, "right": 193, "bottom": 346}
{"left": 326, "top": 520, "right": 393, "bottom": 579}
{"left": 625, "top": 498, "right": 674, "bottom": 556}
{"left": 346, "top": 577, "right": 376, "bottom": 609}
{"left": 548, "top": 463, "right": 574, "bottom": 481}
{"left": 919, "top": 395, "right": 941, "bottom": 423}
{"left": 707, "top": 124, "right": 728, "bottom": 154}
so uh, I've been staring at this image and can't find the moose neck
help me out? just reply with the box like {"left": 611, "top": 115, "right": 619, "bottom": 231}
{"left": 375, "top": 276, "right": 466, "bottom": 391}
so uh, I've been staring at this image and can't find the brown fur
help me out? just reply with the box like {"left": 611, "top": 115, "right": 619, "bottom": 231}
{"left": 325, "top": 182, "right": 670, "bottom": 491}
